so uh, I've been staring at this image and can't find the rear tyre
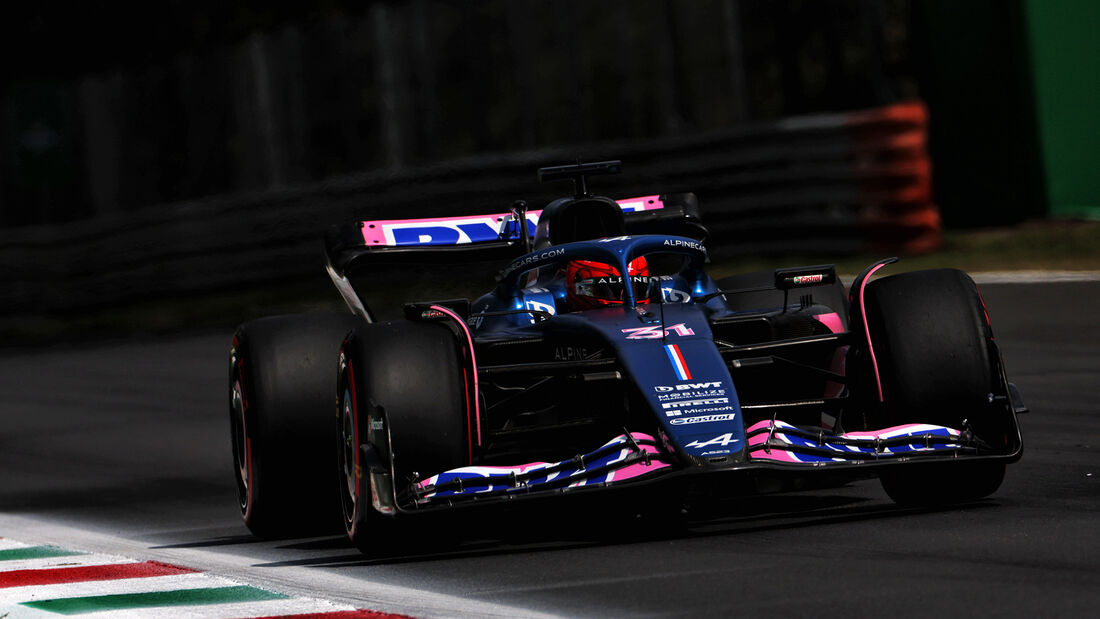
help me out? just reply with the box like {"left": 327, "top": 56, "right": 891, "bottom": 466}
{"left": 337, "top": 320, "right": 468, "bottom": 554}
{"left": 229, "top": 313, "right": 359, "bottom": 538}
{"left": 861, "top": 269, "right": 1009, "bottom": 506}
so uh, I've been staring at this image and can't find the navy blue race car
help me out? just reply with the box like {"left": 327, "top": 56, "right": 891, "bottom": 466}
{"left": 228, "top": 161, "right": 1026, "bottom": 551}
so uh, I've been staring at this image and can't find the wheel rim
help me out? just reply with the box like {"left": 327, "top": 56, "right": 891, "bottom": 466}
{"left": 230, "top": 371, "right": 250, "bottom": 514}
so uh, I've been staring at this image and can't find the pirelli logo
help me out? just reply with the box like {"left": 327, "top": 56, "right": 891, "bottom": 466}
{"left": 661, "top": 398, "right": 728, "bottom": 409}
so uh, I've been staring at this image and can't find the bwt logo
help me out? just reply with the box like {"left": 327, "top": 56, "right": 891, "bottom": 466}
{"left": 366, "top": 198, "right": 662, "bottom": 247}
{"left": 654, "top": 381, "right": 722, "bottom": 393}
{"left": 384, "top": 217, "right": 538, "bottom": 246}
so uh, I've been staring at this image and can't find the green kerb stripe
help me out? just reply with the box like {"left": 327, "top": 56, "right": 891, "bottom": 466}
{"left": 21, "top": 585, "right": 289, "bottom": 615}
{"left": 0, "top": 545, "right": 84, "bottom": 561}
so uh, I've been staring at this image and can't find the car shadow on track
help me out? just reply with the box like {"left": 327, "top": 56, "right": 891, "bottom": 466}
{"left": 151, "top": 534, "right": 276, "bottom": 549}
{"left": 243, "top": 490, "right": 1002, "bottom": 567}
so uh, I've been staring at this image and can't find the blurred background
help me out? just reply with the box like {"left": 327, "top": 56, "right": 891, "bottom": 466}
{"left": 1, "top": 0, "right": 1097, "bottom": 339}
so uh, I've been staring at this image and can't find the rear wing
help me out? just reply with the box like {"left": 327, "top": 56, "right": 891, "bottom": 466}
{"left": 324, "top": 193, "right": 705, "bottom": 277}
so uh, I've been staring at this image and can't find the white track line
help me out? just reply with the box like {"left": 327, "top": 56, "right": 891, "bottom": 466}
{"left": 68, "top": 598, "right": 359, "bottom": 619}
{"left": 1, "top": 514, "right": 560, "bottom": 618}
{"left": 1, "top": 547, "right": 363, "bottom": 619}
{"left": 0, "top": 553, "right": 136, "bottom": 573}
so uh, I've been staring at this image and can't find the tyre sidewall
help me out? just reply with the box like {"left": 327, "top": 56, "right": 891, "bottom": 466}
{"left": 338, "top": 320, "right": 468, "bottom": 551}
{"left": 862, "top": 269, "right": 1008, "bottom": 504}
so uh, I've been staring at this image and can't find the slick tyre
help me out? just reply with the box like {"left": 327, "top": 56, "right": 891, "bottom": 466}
{"left": 229, "top": 313, "right": 359, "bottom": 538}
{"left": 861, "top": 269, "right": 1009, "bottom": 506}
{"left": 337, "top": 320, "right": 468, "bottom": 554}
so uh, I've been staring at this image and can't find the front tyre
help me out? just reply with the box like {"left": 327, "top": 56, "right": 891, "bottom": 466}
{"left": 862, "top": 269, "right": 1010, "bottom": 506}
{"left": 337, "top": 320, "right": 469, "bottom": 554}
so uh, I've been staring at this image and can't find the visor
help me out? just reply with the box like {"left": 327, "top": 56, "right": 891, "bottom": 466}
{"left": 574, "top": 275, "right": 650, "bottom": 302}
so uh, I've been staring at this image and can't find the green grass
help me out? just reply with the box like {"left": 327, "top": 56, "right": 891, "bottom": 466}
{"left": 4, "top": 220, "right": 1098, "bottom": 345}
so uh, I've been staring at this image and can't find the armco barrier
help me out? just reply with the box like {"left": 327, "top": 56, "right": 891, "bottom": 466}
{"left": 0, "top": 101, "right": 939, "bottom": 316}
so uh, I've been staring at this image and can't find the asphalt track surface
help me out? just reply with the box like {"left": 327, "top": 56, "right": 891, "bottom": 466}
{"left": 1, "top": 281, "right": 1097, "bottom": 617}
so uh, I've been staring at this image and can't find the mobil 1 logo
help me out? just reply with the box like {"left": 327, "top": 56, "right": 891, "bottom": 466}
{"left": 653, "top": 381, "right": 727, "bottom": 402}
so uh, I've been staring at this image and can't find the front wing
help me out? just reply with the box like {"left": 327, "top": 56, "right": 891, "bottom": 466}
{"left": 409, "top": 419, "right": 1018, "bottom": 509}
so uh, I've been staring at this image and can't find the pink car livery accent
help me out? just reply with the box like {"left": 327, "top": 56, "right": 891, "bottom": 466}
{"left": 360, "top": 195, "right": 665, "bottom": 247}
{"left": 858, "top": 261, "right": 892, "bottom": 401}
{"left": 430, "top": 304, "right": 481, "bottom": 451}
{"left": 812, "top": 311, "right": 848, "bottom": 400}
{"left": 811, "top": 311, "right": 844, "bottom": 334}
{"left": 746, "top": 419, "right": 966, "bottom": 464}
{"left": 415, "top": 432, "right": 671, "bottom": 502}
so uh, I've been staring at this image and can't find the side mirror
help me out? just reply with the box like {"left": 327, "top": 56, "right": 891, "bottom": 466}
{"left": 774, "top": 265, "right": 837, "bottom": 290}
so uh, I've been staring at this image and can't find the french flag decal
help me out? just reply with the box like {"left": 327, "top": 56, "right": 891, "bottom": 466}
{"left": 665, "top": 344, "right": 692, "bottom": 380}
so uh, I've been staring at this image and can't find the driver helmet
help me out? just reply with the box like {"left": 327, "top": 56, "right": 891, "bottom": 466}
{"left": 565, "top": 257, "right": 650, "bottom": 310}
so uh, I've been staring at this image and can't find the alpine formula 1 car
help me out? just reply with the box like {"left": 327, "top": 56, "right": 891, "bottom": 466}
{"left": 228, "top": 160, "right": 1026, "bottom": 550}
